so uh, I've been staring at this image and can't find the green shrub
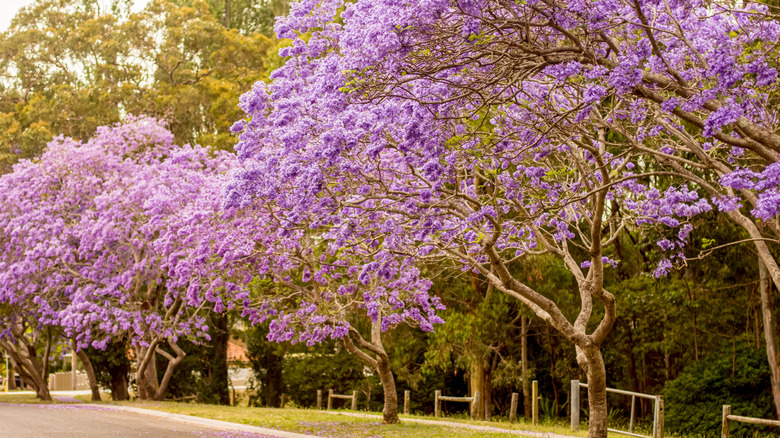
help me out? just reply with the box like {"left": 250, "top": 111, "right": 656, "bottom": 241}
{"left": 664, "top": 342, "right": 773, "bottom": 437}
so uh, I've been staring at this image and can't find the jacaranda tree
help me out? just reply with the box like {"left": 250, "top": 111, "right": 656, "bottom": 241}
{"left": 228, "top": 0, "right": 780, "bottom": 434}
{"left": 0, "top": 117, "right": 242, "bottom": 400}
{"left": 216, "top": 189, "right": 445, "bottom": 423}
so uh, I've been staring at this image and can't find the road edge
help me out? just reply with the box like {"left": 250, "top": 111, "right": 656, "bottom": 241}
{"left": 84, "top": 403, "right": 321, "bottom": 438}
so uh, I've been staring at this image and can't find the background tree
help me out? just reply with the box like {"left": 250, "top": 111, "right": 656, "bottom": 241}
{"left": 0, "top": 0, "right": 275, "bottom": 171}
{"left": 86, "top": 337, "right": 131, "bottom": 401}
{"left": 0, "top": 117, "right": 244, "bottom": 401}
{"left": 247, "top": 323, "right": 287, "bottom": 407}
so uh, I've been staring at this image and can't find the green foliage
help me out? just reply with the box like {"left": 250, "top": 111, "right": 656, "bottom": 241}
{"left": 198, "top": 313, "right": 230, "bottom": 405}
{"left": 153, "top": 313, "right": 230, "bottom": 403}
{"left": 246, "top": 323, "right": 286, "bottom": 407}
{"left": 282, "top": 341, "right": 372, "bottom": 408}
{"left": 0, "top": 0, "right": 275, "bottom": 171}
{"left": 85, "top": 336, "right": 131, "bottom": 400}
{"left": 169, "top": 0, "right": 291, "bottom": 36}
{"left": 664, "top": 343, "right": 773, "bottom": 437}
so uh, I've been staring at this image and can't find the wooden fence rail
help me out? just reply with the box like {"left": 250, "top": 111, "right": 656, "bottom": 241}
{"left": 327, "top": 389, "right": 358, "bottom": 411}
{"left": 572, "top": 380, "right": 664, "bottom": 438}
{"left": 722, "top": 405, "right": 780, "bottom": 438}
{"left": 434, "top": 390, "right": 481, "bottom": 420}
{"left": 311, "top": 383, "right": 538, "bottom": 422}
{"left": 317, "top": 389, "right": 409, "bottom": 414}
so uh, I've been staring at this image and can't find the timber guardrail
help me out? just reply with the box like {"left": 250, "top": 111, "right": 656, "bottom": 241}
{"left": 572, "top": 380, "right": 664, "bottom": 438}
{"left": 721, "top": 405, "right": 780, "bottom": 438}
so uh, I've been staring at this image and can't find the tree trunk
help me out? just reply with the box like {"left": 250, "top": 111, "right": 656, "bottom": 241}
{"left": 223, "top": 0, "right": 231, "bottom": 28}
{"left": 136, "top": 344, "right": 159, "bottom": 400}
{"left": 548, "top": 324, "right": 559, "bottom": 418}
{"left": 521, "top": 314, "right": 531, "bottom": 418}
{"left": 207, "top": 313, "right": 230, "bottom": 405}
{"left": 583, "top": 347, "right": 608, "bottom": 438}
{"left": 75, "top": 349, "right": 101, "bottom": 401}
{"left": 485, "top": 356, "right": 496, "bottom": 421}
{"left": 154, "top": 339, "right": 186, "bottom": 401}
{"left": 7, "top": 361, "right": 16, "bottom": 390}
{"left": 759, "top": 258, "right": 780, "bottom": 420}
{"left": 1, "top": 338, "right": 51, "bottom": 401}
{"left": 18, "top": 358, "right": 50, "bottom": 401}
{"left": 376, "top": 353, "right": 399, "bottom": 423}
{"left": 469, "top": 359, "right": 485, "bottom": 420}
{"left": 33, "top": 374, "right": 51, "bottom": 401}
{"left": 111, "top": 371, "right": 129, "bottom": 401}
{"left": 342, "top": 319, "right": 400, "bottom": 424}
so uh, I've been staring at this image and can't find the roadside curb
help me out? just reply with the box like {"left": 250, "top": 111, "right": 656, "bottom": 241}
{"left": 84, "top": 404, "right": 323, "bottom": 438}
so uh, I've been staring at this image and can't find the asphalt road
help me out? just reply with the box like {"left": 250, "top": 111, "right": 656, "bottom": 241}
{"left": 0, "top": 404, "right": 280, "bottom": 437}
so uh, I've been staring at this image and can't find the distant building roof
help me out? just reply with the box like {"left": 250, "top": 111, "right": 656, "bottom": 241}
{"left": 227, "top": 339, "right": 249, "bottom": 363}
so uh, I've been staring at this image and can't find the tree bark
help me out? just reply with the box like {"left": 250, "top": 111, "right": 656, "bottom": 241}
{"left": 207, "top": 312, "right": 230, "bottom": 405}
{"left": 485, "top": 355, "right": 496, "bottom": 420}
{"left": 75, "top": 349, "right": 101, "bottom": 401}
{"left": 111, "top": 371, "right": 129, "bottom": 401}
{"left": 1, "top": 336, "right": 51, "bottom": 400}
{"left": 135, "top": 343, "right": 159, "bottom": 400}
{"left": 223, "top": 0, "right": 231, "bottom": 28}
{"left": 469, "top": 359, "right": 485, "bottom": 420}
{"left": 521, "top": 314, "right": 531, "bottom": 418}
{"left": 7, "top": 360, "right": 16, "bottom": 390}
{"left": 759, "top": 257, "right": 780, "bottom": 420}
{"left": 342, "top": 319, "right": 400, "bottom": 424}
{"left": 582, "top": 347, "right": 609, "bottom": 438}
{"left": 154, "top": 339, "right": 186, "bottom": 400}
{"left": 376, "top": 351, "right": 399, "bottom": 423}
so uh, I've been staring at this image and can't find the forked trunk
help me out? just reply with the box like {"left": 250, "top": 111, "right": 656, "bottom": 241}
{"left": 342, "top": 319, "right": 400, "bottom": 424}
{"left": 153, "top": 339, "right": 186, "bottom": 401}
{"left": 1, "top": 339, "right": 51, "bottom": 401}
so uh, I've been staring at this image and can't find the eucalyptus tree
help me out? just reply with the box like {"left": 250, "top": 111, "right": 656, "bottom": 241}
{"left": 0, "top": 0, "right": 273, "bottom": 170}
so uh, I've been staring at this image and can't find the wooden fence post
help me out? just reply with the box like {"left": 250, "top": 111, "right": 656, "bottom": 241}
{"left": 721, "top": 405, "right": 731, "bottom": 438}
{"left": 317, "top": 390, "right": 322, "bottom": 410}
{"left": 654, "top": 396, "right": 664, "bottom": 438}
{"left": 509, "top": 392, "right": 519, "bottom": 423}
{"left": 351, "top": 390, "right": 358, "bottom": 410}
{"left": 327, "top": 389, "right": 333, "bottom": 410}
{"left": 571, "top": 380, "right": 580, "bottom": 431}
{"left": 532, "top": 380, "right": 539, "bottom": 425}
{"left": 435, "top": 390, "right": 441, "bottom": 417}
{"left": 404, "top": 390, "right": 410, "bottom": 415}
{"left": 470, "top": 391, "right": 481, "bottom": 420}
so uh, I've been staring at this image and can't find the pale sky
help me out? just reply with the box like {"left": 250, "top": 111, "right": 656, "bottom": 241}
{"left": 1, "top": 0, "right": 151, "bottom": 32}
{"left": 0, "top": 0, "right": 36, "bottom": 32}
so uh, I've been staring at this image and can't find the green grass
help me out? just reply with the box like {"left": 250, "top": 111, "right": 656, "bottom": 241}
{"left": 0, "top": 391, "right": 641, "bottom": 438}
{"left": 0, "top": 392, "right": 54, "bottom": 404}
{"left": 98, "top": 400, "right": 589, "bottom": 438}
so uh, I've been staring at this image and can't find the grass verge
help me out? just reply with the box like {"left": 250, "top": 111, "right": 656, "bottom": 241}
{"left": 100, "top": 400, "right": 587, "bottom": 438}
{"left": 0, "top": 392, "right": 637, "bottom": 438}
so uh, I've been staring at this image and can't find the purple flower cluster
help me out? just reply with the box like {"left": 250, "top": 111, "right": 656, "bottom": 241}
{"left": 0, "top": 117, "right": 242, "bottom": 351}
